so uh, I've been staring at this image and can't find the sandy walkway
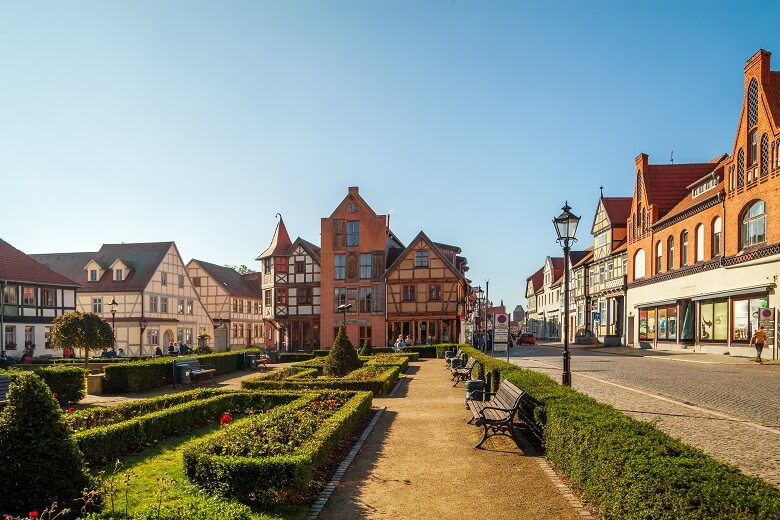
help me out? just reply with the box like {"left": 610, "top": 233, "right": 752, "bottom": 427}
{"left": 318, "top": 359, "right": 580, "bottom": 519}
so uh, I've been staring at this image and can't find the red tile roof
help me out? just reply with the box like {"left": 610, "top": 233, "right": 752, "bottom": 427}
{"left": 0, "top": 238, "right": 79, "bottom": 287}
{"left": 572, "top": 248, "right": 594, "bottom": 268}
{"left": 644, "top": 163, "right": 718, "bottom": 218}
{"left": 256, "top": 217, "right": 293, "bottom": 260}
{"left": 601, "top": 197, "right": 632, "bottom": 226}
{"left": 767, "top": 71, "right": 780, "bottom": 126}
{"left": 527, "top": 267, "right": 544, "bottom": 292}
{"left": 192, "top": 260, "right": 262, "bottom": 299}
{"left": 654, "top": 179, "right": 725, "bottom": 227}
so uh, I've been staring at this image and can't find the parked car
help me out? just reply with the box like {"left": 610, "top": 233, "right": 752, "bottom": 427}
{"left": 517, "top": 333, "right": 536, "bottom": 345}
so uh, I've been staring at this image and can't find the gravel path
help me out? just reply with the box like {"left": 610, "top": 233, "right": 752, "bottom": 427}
{"left": 318, "top": 359, "right": 581, "bottom": 520}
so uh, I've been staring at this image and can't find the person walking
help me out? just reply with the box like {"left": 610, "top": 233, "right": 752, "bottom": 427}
{"left": 750, "top": 325, "right": 768, "bottom": 363}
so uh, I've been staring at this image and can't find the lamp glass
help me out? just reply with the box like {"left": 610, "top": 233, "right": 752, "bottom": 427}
{"left": 554, "top": 203, "right": 580, "bottom": 241}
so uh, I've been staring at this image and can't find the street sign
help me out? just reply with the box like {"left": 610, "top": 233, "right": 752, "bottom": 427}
{"left": 760, "top": 308, "right": 775, "bottom": 347}
{"left": 593, "top": 312, "right": 601, "bottom": 323}
{"left": 493, "top": 313, "right": 509, "bottom": 352}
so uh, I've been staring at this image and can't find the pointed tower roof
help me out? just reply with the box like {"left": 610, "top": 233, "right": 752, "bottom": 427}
{"left": 256, "top": 215, "right": 293, "bottom": 260}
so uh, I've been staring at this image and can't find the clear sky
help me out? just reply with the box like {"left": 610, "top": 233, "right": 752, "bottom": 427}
{"left": 2, "top": 1, "right": 779, "bottom": 310}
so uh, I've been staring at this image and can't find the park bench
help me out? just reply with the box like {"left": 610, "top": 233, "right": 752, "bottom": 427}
{"left": 175, "top": 359, "right": 217, "bottom": 386}
{"left": 444, "top": 348, "right": 462, "bottom": 368}
{"left": 450, "top": 357, "right": 476, "bottom": 386}
{"left": 0, "top": 375, "right": 10, "bottom": 405}
{"left": 467, "top": 379, "right": 526, "bottom": 449}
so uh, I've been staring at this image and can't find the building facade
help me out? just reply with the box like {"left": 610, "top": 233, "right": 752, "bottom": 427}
{"left": 186, "top": 260, "right": 263, "bottom": 350}
{"left": 536, "top": 256, "right": 564, "bottom": 340}
{"left": 1, "top": 238, "right": 79, "bottom": 358}
{"left": 626, "top": 49, "right": 780, "bottom": 357}
{"left": 34, "top": 242, "right": 214, "bottom": 355}
{"left": 525, "top": 267, "right": 543, "bottom": 336}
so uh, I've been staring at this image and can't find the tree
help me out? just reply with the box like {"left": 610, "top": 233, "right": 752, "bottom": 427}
{"left": 224, "top": 264, "right": 256, "bottom": 275}
{"left": 0, "top": 372, "right": 90, "bottom": 516}
{"left": 50, "top": 311, "right": 114, "bottom": 368}
{"left": 324, "top": 325, "right": 360, "bottom": 377}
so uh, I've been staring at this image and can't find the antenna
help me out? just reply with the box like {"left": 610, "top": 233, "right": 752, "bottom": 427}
{"left": 670, "top": 150, "right": 674, "bottom": 164}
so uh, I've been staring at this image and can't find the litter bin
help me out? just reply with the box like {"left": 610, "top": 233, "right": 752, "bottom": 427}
{"left": 265, "top": 350, "right": 279, "bottom": 363}
{"left": 244, "top": 353, "right": 258, "bottom": 369}
{"left": 465, "top": 379, "right": 485, "bottom": 408}
{"left": 176, "top": 363, "right": 191, "bottom": 385}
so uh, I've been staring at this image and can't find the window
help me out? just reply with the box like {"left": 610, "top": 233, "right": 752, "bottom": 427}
{"left": 4, "top": 326, "right": 16, "bottom": 350}
{"left": 192, "top": 276, "right": 201, "bottom": 287}
{"left": 39, "top": 288, "right": 54, "bottom": 307}
{"left": 238, "top": 300, "right": 244, "bottom": 313}
{"left": 161, "top": 272, "right": 167, "bottom": 286}
{"left": 148, "top": 329, "right": 159, "bottom": 346}
{"left": 402, "top": 285, "right": 416, "bottom": 302}
{"left": 186, "top": 328, "right": 193, "bottom": 344}
{"left": 24, "top": 326, "right": 34, "bottom": 348}
{"left": 348, "top": 202, "right": 357, "bottom": 214}
{"left": 177, "top": 328, "right": 184, "bottom": 343}
{"left": 695, "top": 224, "right": 704, "bottom": 262}
{"left": 761, "top": 134, "right": 769, "bottom": 177}
{"left": 740, "top": 200, "right": 766, "bottom": 249}
{"left": 161, "top": 297, "right": 168, "bottom": 313}
{"left": 748, "top": 78, "right": 759, "bottom": 127}
{"left": 360, "top": 253, "right": 372, "bottom": 279}
{"left": 187, "top": 300, "right": 194, "bottom": 315}
{"left": 667, "top": 237, "right": 675, "bottom": 270}
{"left": 655, "top": 242, "right": 663, "bottom": 274}
{"left": 359, "top": 325, "right": 372, "bottom": 346}
{"left": 22, "top": 287, "right": 36, "bottom": 306}
{"left": 295, "top": 260, "right": 306, "bottom": 274}
{"left": 346, "top": 221, "right": 359, "bottom": 246}
{"left": 334, "top": 287, "right": 347, "bottom": 310}
{"left": 700, "top": 299, "right": 728, "bottom": 342}
{"left": 276, "top": 289, "right": 287, "bottom": 306}
{"left": 92, "top": 297, "right": 102, "bottom": 313}
{"left": 254, "top": 301, "right": 261, "bottom": 314}
{"left": 89, "top": 269, "right": 98, "bottom": 282}
{"left": 178, "top": 275, "right": 184, "bottom": 288}
{"left": 334, "top": 255, "right": 346, "bottom": 280}
{"left": 44, "top": 326, "right": 52, "bottom": 349}
{"left": 114, "top": 269, "right": 123, "bottom": 281}
{"left": 636, "top": 171, "right": 642, "bottom": 200}
{"left": 149, "top": 296, "right": 158, "bottom": 312}
{"left": 712, "top": 217, "right": 722, "bottom": 256}
{"left": 641, "top": 305, "right": 677, "bottom": 341}
{"left": 263, "top": 258, "right": 272, "bottom": 273}
{"left": 264, "top": 290, "right": 272, "bottom": 307}
{"left": 732, "top": 296, "right": 768, "bottom": 342}
{"left": 748, "top": 129, "right": 758, "bottom": 167}
{"left": 633, "top": 249, "right": 645, "bottom": 280}
{"left": 681, "top": 231, "right": 689, "bottom": 266}
{"left": 415, "top": 251, "right": 429, "bottom": 267}
{"left": 599, "top": 265, "right": 605, "bottom": 283}
{"left": 177, "top": 300, "right": 184, "bottom": 314}
{"left": 692, "top": 177, "right": 718, "bottom": 198}
{"left": 429, "top": 284, "right": 442, "bottom": 301}
{"left": 3, "top": 285, "right": 17, "bottom": 304}
{"left": 596, "top": 232, "right": 607, "bottom": 248}
{"left": 359, "top": 287, "right": 372, "bottom": 312}
{"left": 737, "top": 148, "right": 745, "bottom": 188}
{"left": 232, "top": 299, "right": 238, "bottom": 312}
{"left": 299, "top": 287, "right": 312, "bottom": 305}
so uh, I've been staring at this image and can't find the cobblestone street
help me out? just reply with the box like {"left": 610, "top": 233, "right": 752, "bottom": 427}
{"left": 501, "top": 344, "right": 780, "bottom": 487}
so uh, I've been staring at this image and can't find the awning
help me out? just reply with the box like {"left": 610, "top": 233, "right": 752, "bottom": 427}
{"left": 636, "top": 299, "right": 677, "bottom": 309}
{"left": 690, "top": 285, "right": 771, "bottom": 301}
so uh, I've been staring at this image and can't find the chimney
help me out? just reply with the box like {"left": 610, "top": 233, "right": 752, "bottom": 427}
{"left": 348, "top": 186, "right": 359, "bottom": 196}
{"left": 635, "top": 153, "right": 649, "bottom": 174}
{"left": 745, "top": 49, "right": 771, "bottom": 87}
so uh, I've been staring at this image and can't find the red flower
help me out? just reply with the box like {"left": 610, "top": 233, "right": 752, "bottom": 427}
{"left": 29, "top": 512, "right": 39, "bottom": 519}
{"left": 328, "top": 400, "right": 336, "bottom": 407}
{"left": 219, "top": 413, "right": 232, "bottom": 425}
{"left": 66, "top": 407, "right": 76, "bottom": 413}
{"left": 312, "top": 401, "right": 320, "bottom": 407}
{"left": 53, "top": 392, "right": 60, "bottom": 399}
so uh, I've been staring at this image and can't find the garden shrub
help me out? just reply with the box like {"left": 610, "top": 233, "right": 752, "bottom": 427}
{"left": 358, "top": 340, "right": 373, "bottom": 356}
{"left": 0, "top": 372, "right": 90, "bottom": 516}
{"left": 279, "top": 352, "right": 316, "bottom": 362}
{"left": 241, "top": 365, "right": 400, "bottom": 395}
{"left": 458, "top": 346, "right": 780, "bottom": 518}
{"left": 362, "top": 354, "right": 409, "bottom": 372}
{"left": 36, "top": 365, "right": 89, "bottom": 404}
{"left": 400, "top": 345, "right": 437, "bottom": 358}
{"left": 324, "top": 326, "right": 360, "bottom": 376}
{"left": 432, "top": 343, "right": 463, "bottom": 358}
{"left": 83, "top": 496, "right": 252, "bottom": 520}
{"left": 183, "top": 390, "right": 372, "bottom": 503}
{"left": 313, "top": 349, "right": 330, "bottom": 357}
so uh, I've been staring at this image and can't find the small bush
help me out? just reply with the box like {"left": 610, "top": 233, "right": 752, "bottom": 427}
{"left": 324, "top": 326, "right": 360, "bottom": 377}
{"left": 400, "top": 345, "right": 437, "bottom": 358}
{"left": 358, "top": 340, "right": 373, "bottom": 356}
{"left": 36, "top": 365, "right": 89, "bottom": 404}
{"left": 242, "top": 365, "right": 401, "bottom": 395}
{"left": 0, "top": 372, "right": 90, "bottom": 516}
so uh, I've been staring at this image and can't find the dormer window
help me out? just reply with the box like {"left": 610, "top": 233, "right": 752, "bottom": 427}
{"left": 89, "top": 270, "right": 98, "bottom": 282}
{"left": 114, "top": 269, "right": 123, "bottom": 281}
{"left": 692, "top": 177, "right": 718, "bottom": 198}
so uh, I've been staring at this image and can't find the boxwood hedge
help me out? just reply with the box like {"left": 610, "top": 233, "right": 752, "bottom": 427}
{"left": 0, "top": 366, "right": 88, "bottom": 404}
{"left": 183, "top": 390, "right": 372, "bottom": 502}
{"left": 458, "top": 345, "right": 780, "bottom": 519}
{"left": 241, "top": 365, "right": 401, "bottom": 395}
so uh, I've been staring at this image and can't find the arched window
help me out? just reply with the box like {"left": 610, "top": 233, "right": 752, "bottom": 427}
{"left": 634, "top": 249, "right": 646, "bottom": 280}
{"left": 642, "top": 208, "right": 648, "bottom": 233}
{"left": 748, "top": 129, "right": 758, "bottom": 167}
{"left": 737, "top": 148, "right": 745, "bottom": 187}
{"left": 695, "top": 224, "right": 705, "bottom": 262}
{"left": 712, "top": 217, "right": 722, "bottom": 256}
{"left": 655, "top": 241, "right": 663, "bottom": 274}
{"left": 741, "top": 200, "right": 766, "bottom": 249}
{"left": 667, "top": 236, "right": 675, "bottom": 269}
{"left": 748, "top": 78, "right": 759, "bottom": 128}
{"left": 761, "top": 134, "right": 769, "bottom": 177}
{"left": 681, "top": 230, "right": 689, "bottom": 266}
{"left": 637, "top": 171, "right": 642, "bottom": 200}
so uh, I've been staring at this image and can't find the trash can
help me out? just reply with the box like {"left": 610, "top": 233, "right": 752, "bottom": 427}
{"left": 265, "top": 350, "right": 279, "bottom": 364}
{"left": 244, "top": 353, "right": 258, "bottom": 369}
{"left": 176, "top": 364, "right": 191, "bottom": 385}
{"left": 465, "top": 379, "right": 486, "bottom": 408}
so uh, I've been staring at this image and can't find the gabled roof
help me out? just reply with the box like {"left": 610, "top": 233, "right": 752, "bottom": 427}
{"left": 383, "top": 231, "right": 466, "bottom": 282}
{"left": 328, "top": 186, "right": 381, "bottom": 220}
{"left": 526, "top": 267, "right": 544, "bottom": 291}
{"left": 33, "top": 242, "right": 173, "bottom": 292}
{"left": 601, "top": 197, "right": 632, "bottom": 226}
{"left": 568, "top": 250, "right": 591, "bottom": 268}
{"left": 290, "top": 237, "right": 321, "bottom": 265}
{"left": 0, "top": 238, "right": 80, "bottom": 287}
{"left": 572, "top": 248, "right": 594, "bottom": 269}
{"left": 257, "top": 216, "right": 293, "bottom": 260}
{"left": 192, "top": 260, "right": 262, "bottom": 299}
{"left": 768, "top": 71, "right": 780, "bottom": 127}
{"left": 643, "top": 162, "right": 720, "bottom": 218}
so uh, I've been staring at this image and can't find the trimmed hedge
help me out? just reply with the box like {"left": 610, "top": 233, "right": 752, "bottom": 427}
{"left": 183, "top": 390, "right": 372, "bottom": 502}
{"left": 432, "top": 343, "right": 464, "bottom": 358}
{"left": 241, "top": 365, "right": 401, "bottom": 395}
{"left": 362, "top": 354, "right": 409, "bottom": 372}
{"left": 102, "top": 349, "right": 261, "bottom": 393}
{"left": 313, "top": 349, "right": 330, "bottom": 357}
{"left": 0, "top": 366, "right": 88, "bottom": 404}
{"left": 73, "top": 390, "right": 301, "bottom": 466}
{"left": 459, "top": 346, "right": 780, "bottom": 518}
{"left": 279, "top": 352, "right": 315, "bottom": 363}
{"left": 400, "top": 345, "right": 437, "bottom": 358}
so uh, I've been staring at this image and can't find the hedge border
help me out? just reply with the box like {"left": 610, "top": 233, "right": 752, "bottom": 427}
{"left": 241, "top": 365, "right": 401, "bottom": 395}
{"left": 0, "top": 366, "right": 88, "bottom": 405}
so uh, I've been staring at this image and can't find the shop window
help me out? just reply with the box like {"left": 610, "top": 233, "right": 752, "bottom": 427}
{"left": 740, "top": 200, "right": 766, "bottom": 249}
{"left": 699, "top": 300, "right": 728, "bottom": 342}
{"left": 732, "top": 296, "right": 768, "bottom": 342}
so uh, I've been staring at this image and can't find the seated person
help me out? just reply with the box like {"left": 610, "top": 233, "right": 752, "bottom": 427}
{"left": 155, "top": 346, "right": 163, "bottom": 356}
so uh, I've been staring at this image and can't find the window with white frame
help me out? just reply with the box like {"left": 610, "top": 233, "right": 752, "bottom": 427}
{"left": 695, "top": 224, "right": 705, "bottom": 262}
{"left": 92, "top": 297, "right": 102, "bottom": 313}
{"left": 114, "top": 269, "right": 123, "bottom": 281}
{"left": 147, "top": 329, "right": 159, "bottom": 345}
{"left": 149, "top": 296, "right": 158, "bottom": 312}
{"left": 634, "top": 249, "right": 646, "bottom": 280}
{"left": 161, "top": 297, "right": 169, "bottom": 313}
{"left": 177, "top": 300, "right": 184, "bottom": 314}
{"left": 741, "top": 200, "right": 766, "bottom": 249}
{"left": 89, "top": 270, "right": 98, "bottom": 282}
{"left": 712, "top": 217, "right": 722, "bottom": 256}
{"left": 161, "top": 272, "right": 168, "bottom": 286}
{"left": 187, "top": 300, "right": 193, "bottom": 315}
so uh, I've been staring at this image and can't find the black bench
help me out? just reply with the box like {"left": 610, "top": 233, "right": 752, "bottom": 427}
{"left": 467, "top": 379, "right": 526, "bottom": 449}
{"left": 450, "top": 357, "right": 476, "bottom": 386}
{"left": 0, "top": 375, "right": 10, "bottom": 404}
{"left": 444, "top": 348, "right": 462, "bottom": 368}
{"left": 175, "top": 359, "right": 217, "bottom": 386}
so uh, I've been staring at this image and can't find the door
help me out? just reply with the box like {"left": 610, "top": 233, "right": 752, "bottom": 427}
{"left": 627, "top": 316, "right": 634, "bottom": 346}
{"left": 214, "top": 327, "right": 228, "bottom": 352}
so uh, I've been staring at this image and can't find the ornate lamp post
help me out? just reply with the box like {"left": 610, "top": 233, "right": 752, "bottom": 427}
{"left": 553, "top": 201, "right": 580, "bottom": 386}
{"left": 337, "top": 303, "right": 352, "bottom": 328}
{"left": 475, "top": 286, "right": 484, "bottom": 351}
{"left": 138, "top": 316, "right": 148, "bottom": 357}
{"left": 108, "top": 297, "right": 118, "bottom": 350}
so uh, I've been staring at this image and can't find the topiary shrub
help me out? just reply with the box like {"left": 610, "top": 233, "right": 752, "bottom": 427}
{"left": 0, "top": 372, "right": 90, "bottom": 516}
{"left": 324, "top": 326, "right": 360, "bottom": 377}
{"left": 36, "top": 365, "right": 88, "bottom": 404}
{"left": 358, "top": 340, "right": 373, "bottom": 356}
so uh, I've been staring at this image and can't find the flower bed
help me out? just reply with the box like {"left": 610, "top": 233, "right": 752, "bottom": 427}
{"left": 183, "top": 390, "right": 372, "bottom": 503}
{"left": 73, "top": 390, "right": 303, "bottom": 466}
{"left": 241, "top": 365, "right": 401, "bottom": 395}
{"left": 458, "top": 346, "right": 780, "bottom": 519}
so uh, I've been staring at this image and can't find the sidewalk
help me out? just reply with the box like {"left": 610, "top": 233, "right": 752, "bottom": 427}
{"left": 318, "top": 359, "right": 583, "bottom": 519}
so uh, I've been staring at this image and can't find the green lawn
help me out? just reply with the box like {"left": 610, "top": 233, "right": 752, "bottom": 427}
{"left": 96, "top": 424, "right": 309, "bottom": 520}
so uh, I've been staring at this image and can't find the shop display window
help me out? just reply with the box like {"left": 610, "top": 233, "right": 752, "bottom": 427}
{"left": 700, "top": 299, "right": 728, "bottom": 342}
{"left": 732, "top": 296, "right": 768, "bottom": 342}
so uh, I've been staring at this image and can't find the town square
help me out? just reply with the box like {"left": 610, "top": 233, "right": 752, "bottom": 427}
{"left": 1, "top": 2, "right": 779, "bottom": 519}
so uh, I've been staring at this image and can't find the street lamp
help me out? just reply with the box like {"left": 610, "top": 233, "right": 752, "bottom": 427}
{"left": 108, "top": 297, "right": 118, "bottom": 350}
{"left": 139, "top": 316, "right": 148, "bottom": 357}
{"left": 553, "top": 201, "right": 580, "bottom": 387}
{"left": 337, "top": 303, "right": 352, "bottom": 328}
{"left": 475, "top": 286, "right": 484, "bottom": 351}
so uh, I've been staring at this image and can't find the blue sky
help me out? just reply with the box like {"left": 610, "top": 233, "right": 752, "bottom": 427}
{"left": 1, "top": 1, "right": 779, "bottom": 310}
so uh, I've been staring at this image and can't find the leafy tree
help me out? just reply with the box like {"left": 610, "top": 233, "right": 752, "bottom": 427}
{"left": 50, "top": 311, "right": 114, "bottom": 368}
{"left": 358, "top": 339, "right": 373, "bottom": 356}
{"left": 224, "top": 264, "right": 256, "bottom": 275}
{"left": 324, "top": 325, "right": 360, "bottom": 377}
{"left": 0, "top": 372, "right": 90, "bottom": 516}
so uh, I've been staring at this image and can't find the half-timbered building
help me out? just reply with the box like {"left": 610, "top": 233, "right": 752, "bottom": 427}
{"left": 384, "top": 231, "right": 468, "bottom": 345}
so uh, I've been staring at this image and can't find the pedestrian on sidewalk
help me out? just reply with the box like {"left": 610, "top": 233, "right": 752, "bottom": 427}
{"left": 750, "top": 325, "right": 768, "bottom": 363}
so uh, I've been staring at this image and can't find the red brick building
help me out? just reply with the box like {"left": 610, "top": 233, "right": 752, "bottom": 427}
{"left": 320, "top": 187, "right": 404, "bottom": 348}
